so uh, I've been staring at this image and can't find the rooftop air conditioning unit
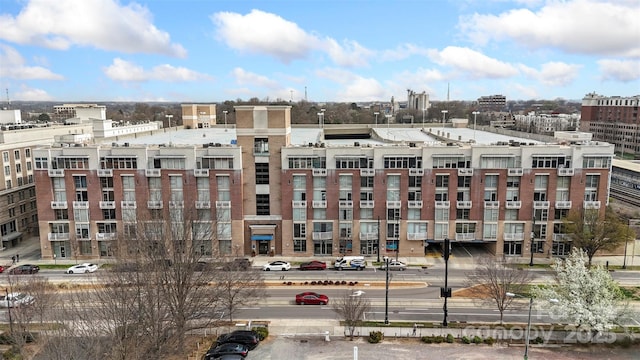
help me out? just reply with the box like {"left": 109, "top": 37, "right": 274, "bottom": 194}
{"left": 354, "top": 142, "right": 360, "bottom": 147}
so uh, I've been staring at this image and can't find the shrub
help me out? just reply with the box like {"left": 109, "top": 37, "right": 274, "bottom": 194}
{"left": 252, "top": 326, "right": 269, "bottom": 341}
{"left": 533, "top": 336, "right": 544, "bottom": 344}
{"left": 446, "top": 334, "right": 455, "bottom": 343}
{"left": 484, "top": 337, "right": 495, "bottom": 345}
{"left": 368, "top": 331, "right": 383, "bottom": 344}
{"left": 472, "top": 336, "right": 482, "bottom": 344}
{"left": 461, "top": 336, "right": 471, "bottom": 344}
{"left": 421, "top": 336, "right": 434, "bottom": 344}
{"left": 434, "top": 335, "right": 445, "bottom": 343}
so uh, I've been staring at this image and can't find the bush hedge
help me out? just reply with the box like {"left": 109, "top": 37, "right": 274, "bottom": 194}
{"left": 368, "top": 331, "right": 383, "bottom": 343}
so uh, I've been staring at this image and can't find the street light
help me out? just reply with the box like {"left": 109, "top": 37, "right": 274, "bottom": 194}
{"left": 385, "top": 114, "right": 391, "bottom": 133}
{"left": 506, "top": 292, "right": 559, "bottom": 360}
{"left": 530, "top": 212, "right": 536, "bottom": 267}
{"left": 165, "top": 114, "right": 174, "bottom": 145}
{"left": 472, "top": 111, "right": 480, "bottom": 142}
{"left": 374, "top": 112, "right": 379, "bottom": 127}
{"left": 223, "top": 110, "right": 228, "bottom": 131}
{"left": 441, "top": 110, "right": 448, "bottom": 131}
{"left": 317, "top": 108, "right": 325, "bottom": 129}
{"left": 384, "top": 256, "right": 390, "bottom": 325}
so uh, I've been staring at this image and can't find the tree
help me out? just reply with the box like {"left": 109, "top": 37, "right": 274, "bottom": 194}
{"left": 464, "top": 257, "right": 533, "bottom": 324}
{"left": 38, "top": 113, "right": 51, "bottom": 122}
{"left": 534, "top": 248, "right": 627, "bottom": 332}
{"left": 563, "top": 206, "right": 633, "bottom": 266}
{"left": 215, "top": 260, "right": 267, "bottom": 322}
{"left": 331, "top": 291, "right": 371, "bottom": 340}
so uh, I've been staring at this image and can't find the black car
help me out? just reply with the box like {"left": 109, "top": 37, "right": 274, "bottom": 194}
{"left": 204, "top": 343, "right": 248, "bottom": 359}
{"left": 8, "top": 264, "right": 40, "bottom": 275}
{"left": 215, "top": 330, "right": 260, "bottom": 350}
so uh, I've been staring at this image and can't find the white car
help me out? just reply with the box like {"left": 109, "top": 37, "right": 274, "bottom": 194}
{"left": 66, "top": 263, "right": 99, "bottom": 274}
{"left": 262, "top": 261, "right": 291, "bottom": 271}
{"left": 0, "top": 292, "right": 34, "bottom": 308}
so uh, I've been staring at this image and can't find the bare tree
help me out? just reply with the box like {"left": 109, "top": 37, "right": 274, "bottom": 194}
{"left": 215, "top": 260, "right": 266, "bottom": 322}
{"left": 564, "top": 206, "right": 634, "bottom": 266}
{"left": 331, "top": 291, "right": 371, "bottom": 340}
{"left": 464, "top": 257, "right": 533, "bottom": 324}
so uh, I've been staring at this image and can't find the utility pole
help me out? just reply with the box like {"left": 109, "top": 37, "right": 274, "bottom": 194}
{"left": 530, "top": 211, "right": 536, "bottom": 267}
{"left": 441, "top": 238, "right": 451, "bottom": 327}
{"left": 376, "top": 216, "right": 381, "bottom": 263}
{"left": 384, "top": 257, "right": 390, "bottom": 325}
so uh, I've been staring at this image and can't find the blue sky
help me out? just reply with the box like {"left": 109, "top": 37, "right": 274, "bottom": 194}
{"left": 0, "top": 0, "right": 638, "bottom": 103}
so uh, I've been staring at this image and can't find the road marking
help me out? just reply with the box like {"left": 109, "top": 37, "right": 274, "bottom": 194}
{"left": 238, "top": 307, "right": 260, "bottom": 310}
{"left": 405, "top": 308, "right": 430, "bottom": 311}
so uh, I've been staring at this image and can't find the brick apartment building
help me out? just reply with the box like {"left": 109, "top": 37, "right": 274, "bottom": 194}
{"left": 33, "top": 105, "right": 614, "bottom": 261}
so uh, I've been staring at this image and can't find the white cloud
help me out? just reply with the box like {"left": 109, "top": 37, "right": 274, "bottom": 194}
{"left": 0, "top": 0, "right": 186, "bottom": 57}
{"left": 0, "top": 44, "right": 63, "bottom": 80}
{"left": 427, "top": 46, "right": 519, "bottom": 79}
{"left": 14, "top": 85, "right": 53, "bottom": 101}
{"left": 519, "top": 61, "right": 582, "bottom": 86}
{"left": 380, "top": 43, "right": 432, "bottom": 62}
{"left": 231, "top": 68, "right": 280, "bottom": 89}
{"left": 212, "top": 9, "right": 372, "bottom": 67}
{"left": 597, "top": 59, "right": 640, "bottom": 82}
{"left": 460, "top": 0, "right": 640, "bottom": 58}
{"left": 316, "top": 68, "right": 385, "bottom": 101}
{"left": 104, "top": 58, "right": 207, "bottom": 82}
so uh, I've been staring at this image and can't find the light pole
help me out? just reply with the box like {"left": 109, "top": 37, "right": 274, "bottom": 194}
{"left": 165, "top": 114, "right": 173, "bottom": 145}
{"left": 374, "top": 112, "right": 379, "bottom": 127}
{"left": 223, "top": 110, "right": 228, "bottom": 131}
{"left": 317, "top": 108, "right": 325, "bottom": 129}
{"left": 441, "top": 110, "right": 448, "bottom": 131}
{"left": 376, "top": 216, "right": 381, "bottom": 263}
{"left": 472, "top": 111, "right": 479, "bottom": 142}
{"left": 384, "top": 256, "right": 390, "bottom": 325}
{"left": 530, "top": 212, "right": 536, "bottom": 267}
{"left": 506, "top": 292, "right": 558, "bottom": 360}
{"left": 422, "top": 108, "right": 426, "bottom": 128}
{"left": 442, "top": 238, "right": 451, "bottom": 327}
{"left": 385, "top": 114, "right": 391, "bottom": 134}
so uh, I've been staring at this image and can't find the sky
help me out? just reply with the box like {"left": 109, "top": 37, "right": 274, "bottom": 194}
{"left": 0, "top": 0, "right": 639, "bottom": 103}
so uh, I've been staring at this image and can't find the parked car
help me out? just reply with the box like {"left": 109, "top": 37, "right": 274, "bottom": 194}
{"left": 204, "top": 342, "right": 249, "bottom": 359}
{"left": 66, "top": 263, "right": 98, "bottom": 274}
{"left": 262, "top": 261, "right": 291, "bottom": 271}
{"left": 8, "top": 264, "right": 40, "bottom": 275}
{"left": 334, "top": 256, "right": 366, "bottom": 271}
{"left": 295, "top": 292, "right": 329, "bottom": 305}
{"left": 0, "top": 265, "right": 4, "bottom": 273}
{"left": 222, "top": 258, "right": 252, "bottom": 271}
{"left": 0, "top": 292, "right": 35, "bottom": 308}
{"left": 379, "top": 259, "right": 407, "bottom": 271}
{"left": 215, "top": 330, "right": 260, "bottom": 350}
{"left": 299, "top": 260, "right": 326, "bottom": 271}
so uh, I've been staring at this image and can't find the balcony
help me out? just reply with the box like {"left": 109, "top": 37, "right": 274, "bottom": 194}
{"left": 312, "top": 200, "right": 327, "bottom": 208}
{"left": 504, "top": 232, "right": 525, "bottom": 241}
{"left": 386, "top": 200, "right": 401, "bottom": 208}
{"left": 312, "top": 231, "right": 333, "bottom": 240}
{"left": 456, "top": 201, "right": 472, "bottom": 209}
{"left": 484, "top": 201, "right": 500, "bottom": 209}
{"left": 48, "top": 169, "right": 64, "bottom": 177}
{"left": 147, "top": 200, "right": 163, "bottom": 209}
{"left": 97, "top": 169, "right": 113, "bottom": 177}
{"left": 553, "top": 233, "right": 572, "bottom": 242}
{"left": 339, "top": 200, "right": 353, "bottom": 208}
{"left": 360, "top": 200, "right": 374, "bottom": 208}
{"left": 408, "top": 200, "right": 423, "bottom": 208}
{"left": 435, "top": 201, "right": 450, "bottom": 208}
{"left": 360, "top": 168, "right": 375, "bottom": 177}
{"left": 145, "top": 169, "right": 161, "bottom": 177}
{"left": 50, "top": 201, "right": 68, "bottom": 209}
{"left": 555, "top": 201, "right": 572, "bottom": 209}
{"left": 121, "top": 201, "right": 137, "bottom": 209}
{"left": 292, "top": 200, "right": 307, "bottom": 208}
{"left": 458, "top": 168, "right": 473, "bottom": 176}
{"left": 359, "top": 232, "right": 377, "bottom": 241}
{"left": 583, "top": 201, "right": 601, "bottom": 209}
{"left": 195, "top": 201, "right": 211, "bottom": 209}
{"left": 507, "top": 168, "right": 523, "bottom": 176}
{"left": 407, "top": 232, "right": 428, "bottom": 240}
{"left": 96, "top": 232, "right": 117, "bottom": 241}
{"left": 312, "top": 168, "right": 327, "bottom": 177}
{"left": 194, "top": 169, "right": 209, "bottom": 177}
{"left": 99, "top": 201, "right": 116, "bottom": 209}
{"left": 455, "top": 233, "right": 476, "bottom": 241}
{"left": 216, "top": 201, "right": 231, "bottom": 208}
{"left": 558, "top": 168, "right": 575, "bottom": 176}
{"left": 73, "top": 201, "right": 89, "bottom": 209}
{"left": 169, "top": 201, "right": 184, "bottom": 208}
{"left": 533, "top": 201, "right": 550, "bottom": 209}
{"left": 505, "top": 201, "right": 522, "bottom": 209}
{"left": 409, "top": 168, "right": 424, "bottom": 176}
{"left": 48, "top": 232, "right": 70, "bottom": 241}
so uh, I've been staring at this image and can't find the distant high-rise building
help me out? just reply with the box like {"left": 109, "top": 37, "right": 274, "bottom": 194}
{"left": 407, "top": 90, "right": 429, "bottom": 111}
{"left": 477, "top": 95, "right": 507, "bottom": 111}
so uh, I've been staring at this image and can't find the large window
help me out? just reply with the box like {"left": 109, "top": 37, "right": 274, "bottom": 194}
{"left": 256, "top": 194, "right": 270, "bottom": 215}
{"left": 100, "top": 157, "right": 137, "bottom": 169}
{"left": 384, "top": 156, "right": 421, "bottom": 169}
{"left": 255, "top": 163, "right": 270, "bottom": 184}
{"left": 254, "top": 138, "right": 269, "bottom": 154}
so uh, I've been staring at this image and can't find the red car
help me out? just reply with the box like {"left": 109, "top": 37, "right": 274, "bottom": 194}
{"left": 299, "top": 260, "right": 326, "bottom": 271}
{"left": 296, "top": 292, "right": 329, "bottom": 305}
{"left": 0, "top": 265, "right": 4, "bottom": 273}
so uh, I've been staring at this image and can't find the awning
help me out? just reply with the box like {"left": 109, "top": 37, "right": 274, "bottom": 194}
{"left": 1, "top": 232, "right": 22, "bottom": 242}
{"left": 251, "top": 235, "right": 273, "bottom": 241}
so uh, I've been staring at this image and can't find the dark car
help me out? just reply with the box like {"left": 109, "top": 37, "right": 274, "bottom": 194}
{"left": 295, "top": 292, "right": 329, "bottom": 305}
{"left": 222, "top": 258, "right": 252, "bottom": 271}
{"left": 215, "top": 330, "right": 260, "bottom": 350}
{"left": 299, "top": 260, "right": 326, "bottom": 271}
{"left": 8, "top": 264, "right": 40, "bottom": 275}
{"left": 204, "top": 342, "right": 248, "bottom": 359}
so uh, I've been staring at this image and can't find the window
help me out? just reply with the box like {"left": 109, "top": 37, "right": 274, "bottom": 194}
{"left": 25, "top": 149, "right": 30, "bottom": 158}
{"left": 35, "top": 157, "right": 48, "bottom": 169}
{"left": 255, "top": 163, "right": 270, "bottom": 184}
{"left": 409, "top": 175, "right": 422, "bottom": 188}
{"left": 197, "top": 177, "right": 210, "bottom": 202}
{"left": 54, "top": 209, "right": 68, "bottom": 220}
{"left": 339, "top": 175, "right": 352, "bottom": 201}
{"left": 387, "top": 175, "right": 400, "bottom": 201}
{"left": 532, "top": 156, "right": 569, "bottom": 168}
{"left": 384, "top": 156, "right": 421, "bottom": 169}
{"left": 435, "top": 175, "right": 449, "bottom": 187}
{"left": 217, "top": 175, "right": 230, "bottom": 201}
{"left": 3, "top": 165, "right": 8, "bottom": 176}
{"left": 122, "top": 176, "right": 136, "bottom": 202}
{"left": 456, "top": 208, "right": 470, "bottom": 219}
{"left": 2, "top": 151, "right": 9, "bottom": 162}
{"left": 254, "top": 138, "right": 269, "bottom": 154}
{"left": 14, "top": 150, "right": 20, "bottom": 160}
{"left": 53, "top": 157, "right": 89, "bottom": 169}
{"left": 103, "top": 209, "right": 116, "bottom": 220}
{"left": 288, "top": 156, "right": 326, "bottom": 169}
{"left": 100, "top": 157, "right": 137, "bottom": 169}
{"left": 169, "top": 175, "right": 183, "bottom": 202}
{"left": 74, "top": 208, "right": 89, "bottom": 222}
{"left": 293, "top": 175, "right": 306, "bottom": 201}
{"left": 294, "top": 223, "right": 306, "bottom": 238}
{"left": 256, "top": 194, "right": 270, "bottom": 215}
{"left": 360, "top": 176, "right": 374, "bottom": 188}
{"left": 582, "top": 156, "right": 610, "bottom": 168}
{"left": 293, "top": 238, "right": 307, "bottom": 252}
{"left": 74, "top": 176, "right": 88, "bottom": 201}
{"left": 457, "top": 176, "right": 471, "bottom": 188}
{"left": 152, "top": 157, "right": 185, "bottom": 169}
{"left": 336, "top": 157, "right": 371, "bottom": 169}
{"left": 200, "top": 157, "right": 234, "bottom": 169}
{"left": 433, "top": 156, "right": 470, "bottom": 169}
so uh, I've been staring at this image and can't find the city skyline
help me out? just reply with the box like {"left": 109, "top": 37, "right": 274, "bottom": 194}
{"left": 0, "top": 0, "right": 639, "bottom": 103}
